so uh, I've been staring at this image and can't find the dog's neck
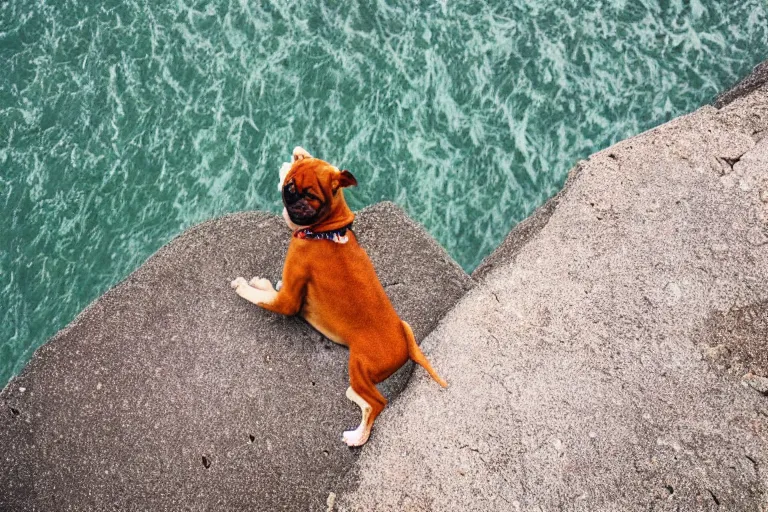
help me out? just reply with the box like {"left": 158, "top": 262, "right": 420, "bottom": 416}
{"left": 300, "top": 190, "right": 355, "bottom": 233}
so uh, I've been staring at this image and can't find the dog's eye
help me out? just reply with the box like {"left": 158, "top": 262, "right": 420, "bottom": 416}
{"left": 304, "top": 191, "right": 319, "bottom": 201}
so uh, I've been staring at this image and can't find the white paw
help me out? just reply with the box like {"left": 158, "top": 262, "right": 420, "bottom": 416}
{"left": 249, "top": 277, "right": 274, "bottom": 291}
{"left": 292, "top": 146, "right": 311, "bottom": 161}
{"left": 230, "top": 277, "right": 248, "bottom": 289}
{"left": 342, "top": 426, "right": 370, "bottom": 447}
{"left": 275, "top": 280, "right": 282, "bottom": 291}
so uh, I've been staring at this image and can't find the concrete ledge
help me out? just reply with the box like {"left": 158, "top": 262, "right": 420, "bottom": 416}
{"left": 472, "top": 162, "right": 582, "bottom": 281}
{"left": 339, "top": 86, "right": 768, "bottom": 510}
{"left": 0, "top": 202, "right": 470, "bottom": 511}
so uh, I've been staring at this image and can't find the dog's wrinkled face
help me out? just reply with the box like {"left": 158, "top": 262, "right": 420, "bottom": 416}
{"left": 282, "top": 157, "right": 356, "bottom": 228}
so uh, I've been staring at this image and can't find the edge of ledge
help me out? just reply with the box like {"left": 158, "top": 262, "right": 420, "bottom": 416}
{"left": 713, "top": 60, "right": 768, "bottom": 109}
{"left": 471, "top": 162, "right": 584, "bottom": 281}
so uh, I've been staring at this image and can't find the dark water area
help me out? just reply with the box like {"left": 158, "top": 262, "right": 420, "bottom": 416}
{"left": 1, "top": 0, "right": 766, "bottom": 385}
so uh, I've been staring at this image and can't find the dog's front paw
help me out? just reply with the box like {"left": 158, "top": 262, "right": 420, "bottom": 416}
{"left": 342, "top": 426, "right": 370, "bottom": 447}
{"left": 248, "top": 277, "right": 274, "bottom": 291}
{"left": 230, "top": 277, "right": 249, "bottom": 290}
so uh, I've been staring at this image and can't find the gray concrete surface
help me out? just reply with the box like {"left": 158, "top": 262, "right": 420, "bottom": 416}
{"left": 338, "top": 88, "right": 768, "bottom": 510}
{"left": 0, "top": 202, "right": 470, "bottom": 511}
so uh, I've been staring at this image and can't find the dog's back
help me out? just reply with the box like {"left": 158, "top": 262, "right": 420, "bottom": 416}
{"left": 293, "top": 231, "right": 409, "bottom": 376}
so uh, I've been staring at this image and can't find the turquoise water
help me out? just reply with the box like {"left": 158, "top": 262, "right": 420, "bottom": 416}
{"left": 1, "top": 0, "right": 766, "bottom": 387}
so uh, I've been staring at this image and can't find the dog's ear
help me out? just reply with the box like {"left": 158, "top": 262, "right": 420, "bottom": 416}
{"left": 333, "top": 170, "right": 357, "bottom": 193}
{"left": 338, "top": 170, "right": 357, "bottom": 188}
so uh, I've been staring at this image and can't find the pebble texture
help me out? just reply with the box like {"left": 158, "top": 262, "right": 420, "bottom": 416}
{"left": 338, "top": 88, "right": 768, "bottom": 509}
{"left": 0, "top": 202, "right": 470, "bottom": 511}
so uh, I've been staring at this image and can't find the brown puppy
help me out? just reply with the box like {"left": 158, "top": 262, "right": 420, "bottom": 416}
{"left": 231, "top": 147, "right": 447, "bottom": 447}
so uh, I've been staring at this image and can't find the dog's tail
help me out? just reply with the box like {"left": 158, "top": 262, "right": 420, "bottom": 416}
{"left": 402, "top": 321, "right": 448, "bottom": 388}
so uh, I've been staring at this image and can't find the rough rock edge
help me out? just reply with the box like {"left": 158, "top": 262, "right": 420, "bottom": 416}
{"left": 472, "top": 163, "right": 582, "bottom": 281}
{"left": 713, "top": 60, "right": 768, "bottom": 109}
{"left": 473, "top": 60, "right": 768, "bottom": 284}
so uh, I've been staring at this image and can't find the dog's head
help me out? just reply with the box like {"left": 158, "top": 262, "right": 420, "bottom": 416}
{"left": 280, "top": 148, "right": 357, "bottom": 231}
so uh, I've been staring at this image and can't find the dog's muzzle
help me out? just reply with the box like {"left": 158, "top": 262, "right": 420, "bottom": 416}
{"left": 283, "top": 182, "right": 323, "bottom": 226}
{"left": 286, "top": 200, "right": 322, "bottom": 226}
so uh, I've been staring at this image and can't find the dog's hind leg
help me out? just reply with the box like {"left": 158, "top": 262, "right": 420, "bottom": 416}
{"left": 342, "top": 386, "right": 372, "bottom": 447}
{"left": 342, "top": 356, "right": 387, "bottom": 447}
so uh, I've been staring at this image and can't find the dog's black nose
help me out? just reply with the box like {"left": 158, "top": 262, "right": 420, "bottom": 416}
{"left": 283, "top": 182, "right": 300, "bottom": 205}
